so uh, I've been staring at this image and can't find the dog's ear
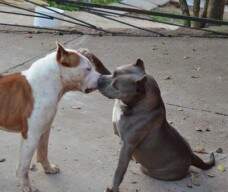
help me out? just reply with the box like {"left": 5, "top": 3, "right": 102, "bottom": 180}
{"left": 78, "top": 48, "right": 111, "bottom": 75}
{"left": 77, "top": 48, "right": 90, "bottom": 58}
{"left": 91, "top": 54, "right": 111, "bottom": 75}
{"left": 136, "top": 75, "right": 147, "bottom": 93}
{"left": 134, "top": 58, "right": 145, "bottom": 72}
{"left": 56, "top": 42, "right": 67, "bottom": 62}
{"left": 111, "top": 79, "right": 118, "bottom": 89}
{"left": 56, "top": 42, "right": 79, "bottom": 67}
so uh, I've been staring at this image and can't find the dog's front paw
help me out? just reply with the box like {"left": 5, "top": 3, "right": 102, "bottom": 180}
{"left": 44, "top": 163, "right": 60, "bottom": 174}
{"left": 105, "top": 187, "right": 120, "bottom": 192}
{"left": 104, "top": 188, "right": 113, "bottom": 192}
{"left": 21, "top": 185, "right": 32, "bottom": 192}
{"left": 22, "top": 186, "right": 40, "bottom": 192}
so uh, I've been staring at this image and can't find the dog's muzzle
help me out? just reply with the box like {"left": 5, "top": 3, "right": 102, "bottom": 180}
{"left": 98, "top": 75, "right": 107, "bottom": 90}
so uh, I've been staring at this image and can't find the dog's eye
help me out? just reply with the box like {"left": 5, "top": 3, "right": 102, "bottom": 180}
{"left": 86, "top": 67, "right": 91, "bottom": 72}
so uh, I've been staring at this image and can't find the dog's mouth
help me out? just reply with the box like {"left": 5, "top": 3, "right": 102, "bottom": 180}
{"left": 84, "top": 88, "right": 96, "bottom": 94}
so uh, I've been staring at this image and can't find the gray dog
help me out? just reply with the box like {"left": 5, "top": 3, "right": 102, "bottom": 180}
{"left": 98, "top": 59, "right": 215, "bottom": 192}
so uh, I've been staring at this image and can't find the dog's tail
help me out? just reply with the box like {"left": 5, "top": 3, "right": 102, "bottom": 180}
{"left": 191, "top": 152, "right": 215, "bottom": 170}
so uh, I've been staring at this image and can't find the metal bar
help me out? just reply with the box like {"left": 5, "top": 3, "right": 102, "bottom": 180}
{"left": 0, "top": 22, "right": 83, "bottom": 34}
{"left": 88, "top": 10, "right": 119, "bottom": 17}
{"left": 0, "top": 22, "right": 129, "bottom": 36}
{"left": 0, "top": 10, "right": 52, "bottom": 19}
{"left": 0, "top": 0, "right": 102, "bottom": 31}
{"left": 24, "top": 0, "right": 110, "bottom": 33}
{"left": 1, "top": 22, "right": 227, "bottom": 38}
{"left": 85, "top": 7, "right": 228, "bottom": 36}
{"left": 0, "top": 1, "right": 53, "bottom": 19}
{"left": 67, "top": 1, "right": 228, "bottom": 26}
{"left": 0, "top": 2, "right": 127, "bottom": 36}
{"left": 86, "top": 9, "right": 166, "bottom": 36}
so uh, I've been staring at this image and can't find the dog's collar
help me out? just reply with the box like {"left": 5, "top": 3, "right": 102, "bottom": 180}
{"left": 120, "top": 94, "right": 146, "bottom": 116}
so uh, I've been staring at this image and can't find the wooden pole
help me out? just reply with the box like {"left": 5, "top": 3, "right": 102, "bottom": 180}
{"left": 207, "top": 0, "right": 225, "bottom": 20}
{"left": 179, "top": 0, "right": 191, "bottom": 26}
{"left": 192, "top": 0, "right": 201, "bottom": 28}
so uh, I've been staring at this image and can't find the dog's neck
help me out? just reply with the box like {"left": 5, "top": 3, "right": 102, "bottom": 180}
{"left": 120, "top": 88, "right": 162, "bottom": 116}
{"left": 120, "top": 94, "right": 146, "bottom": 115}
{"left": 22, "top": 52, "right": 78, "bottom": 102}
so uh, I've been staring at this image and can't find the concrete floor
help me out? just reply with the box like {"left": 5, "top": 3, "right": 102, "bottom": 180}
{"left": 0, "top": 33, "right": 227, "bottom": 192}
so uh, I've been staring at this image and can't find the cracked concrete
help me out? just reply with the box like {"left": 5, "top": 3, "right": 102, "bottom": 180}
{"left": 0, "top": 33, "right": 227, "bottom": 192}
{"left": 166, "top": 103, "right": 228, "bottom": 117}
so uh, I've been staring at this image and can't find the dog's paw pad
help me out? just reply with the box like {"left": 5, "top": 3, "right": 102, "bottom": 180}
{"left": 44, "top": 164, "right": 60, "bottom": 174}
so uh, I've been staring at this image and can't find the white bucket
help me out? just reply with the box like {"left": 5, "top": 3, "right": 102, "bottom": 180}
{"left": 33, "top": 6, "right": 64, "bottom": 28}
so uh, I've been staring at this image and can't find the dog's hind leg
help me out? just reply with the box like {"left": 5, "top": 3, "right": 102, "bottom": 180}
{"left": 21, "top": 118, "right": 28, "bottom": 139}
{"left": 37, "top": 128, "right": 60, "bottom": 174}
{"left": 17, "top": 134, "right": 41, "bottom": 192}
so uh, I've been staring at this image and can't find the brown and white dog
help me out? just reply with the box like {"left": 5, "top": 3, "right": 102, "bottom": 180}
{"left": 0, "top": 43, "right": 109, "bottom": 192}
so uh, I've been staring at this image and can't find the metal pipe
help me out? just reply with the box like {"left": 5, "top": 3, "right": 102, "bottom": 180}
{"left": 83, "top": 7, "right": 228, "bottom": 36}
{"left": 0, "top": 22, "right": 83, "bottom": 34}
{"left": 0, "top": 1, "right": 53, "bottom": 19}
{"left": 0, "top": 10, "right": 52, "bottom": 19}
{"left": 0, "top": 0, "right": 101, "bottom": 31}
{"left": 86, "top": 10, "right": 166, "bottom": 36}
{"left": 24, "top": 0, "right": 111, "bottom": 33}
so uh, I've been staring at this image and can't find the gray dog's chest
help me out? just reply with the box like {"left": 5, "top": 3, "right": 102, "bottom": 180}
{"left": 112, "top": 100, "right": 133, "bottom": 137}
{"left": 112, "top": 100, "right": 148, "bottom": 139}
{"left": 112, "top": 100, "right": 123, "bottom": 136}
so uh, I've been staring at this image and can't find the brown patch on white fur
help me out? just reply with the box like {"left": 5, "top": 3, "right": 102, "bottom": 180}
{"left": 56, "top": 43, "right": 80, "bottom": 67}
{"left": 0, "top": 73, "right": 34, "bottom": 139}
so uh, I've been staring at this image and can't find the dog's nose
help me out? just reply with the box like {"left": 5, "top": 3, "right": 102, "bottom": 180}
{"left": 84, "top": 88, "right": 93, "bottom": 94}
{"left": 98, "top": 75, "right": 105, "bottom": 89}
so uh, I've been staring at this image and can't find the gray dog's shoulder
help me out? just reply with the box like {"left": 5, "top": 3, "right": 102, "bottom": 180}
{"left": 146, "top": 75, "right": 160, "bottom": 88}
